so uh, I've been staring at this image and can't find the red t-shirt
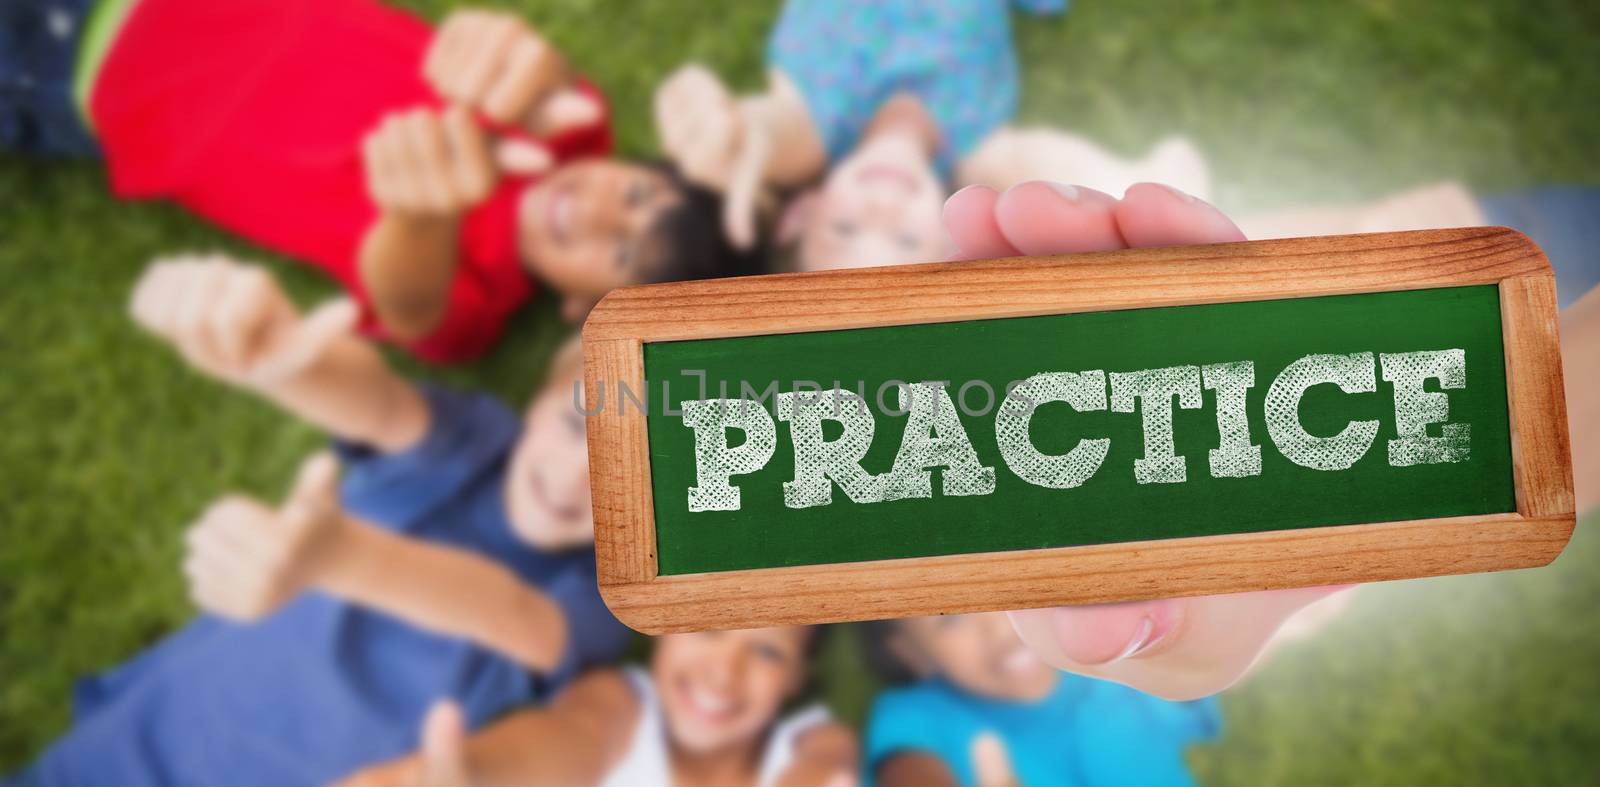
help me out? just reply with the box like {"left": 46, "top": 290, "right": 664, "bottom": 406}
{"left": 90, "top": 0, "right": 613, "bottom": 362}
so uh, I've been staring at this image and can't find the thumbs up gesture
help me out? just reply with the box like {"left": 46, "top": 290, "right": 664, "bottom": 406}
{"left": 424, "top": 10, "right": 603, "bottom": 140}
{"left": 182, "top": 452, "right": 346, "bottom": 622}
{"left": 653, "top": 63, "right": 770, "bottom": 249}
{"left": 971, "top": 733, "right": 1022, "bottom": 787}
{"left": 130, "top": 254, "right": 359, "bottom": 393}
{"left": 412, "top": 701, "right": 475, "bottom": 787}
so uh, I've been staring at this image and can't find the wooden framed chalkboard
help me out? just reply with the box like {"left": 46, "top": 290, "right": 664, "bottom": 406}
{"left": 582, "top": 227, "right": 1574, "bottom": 634}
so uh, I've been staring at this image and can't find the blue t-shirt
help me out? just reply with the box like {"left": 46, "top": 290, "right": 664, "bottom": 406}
{"left": 19, "top": 386, "right": 629, "bottom": 787}
{"left": 767, "top": 0, "right": 1066, "bottom": 175}
{"left": 865, "top": 674, "right": 1220, "bottom": 787}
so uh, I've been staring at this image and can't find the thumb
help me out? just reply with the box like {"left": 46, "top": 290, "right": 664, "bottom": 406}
{"left": 420, "top": 700, "right": 472, "bottom": 787}
{"left": 282, "top": 451, "right": 340, "bottom": 522}
{"left": 532, "top": 89, "right": 603, "bottom": 137}
{"left": 495, "top": 138, "right": 555, "bottom": 177}
{"left": 821, "top": 772, "right": 858, "bottom": 787}
{"left": 249, "top": 297, "right": 360, "bottom": 385}
{"left": 971, "top": 732, "right": 1019, "bottom": 787}
{"left": 721, "top": 104, "right": 771, "bottom": 251}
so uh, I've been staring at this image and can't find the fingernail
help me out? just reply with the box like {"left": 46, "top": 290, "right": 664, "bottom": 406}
{"left": 1045, "top": 181, "right": 1080, "bottom": 201}
{"left": 1156, "top": 183, "right": 1199, "bottom": 204}
{"left": 1050, "top": 600, "right": 1182, "bottom": 665}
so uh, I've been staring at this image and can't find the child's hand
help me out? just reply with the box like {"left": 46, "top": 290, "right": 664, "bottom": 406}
{"left": 182, "top": 452, "right": 346, "bottom": 622}
{"left": 129, "top": 255, "right": 359, "bottom": 392}
{"left": 774, "top": 722, "right": 860, "bottom": 787}
{"left": 414, "top": 700, "right": 474, "bottom": 787}
{"left": 943, "top": 181, "right": 1351, "bottom": 700}
{"left": 654, "top": 64, "right": 744, "bottom": 193}
{"left": 424, "top": 9, "right": 601, "bottom": 137}
{"left": 363, "top": 107, "right": 496, "bottom": 218}
{"left": 654, "top": 63, "right": 769, "bottom": 248}
{"left": 335, "top": 700, "right": 474, "bottom": 787}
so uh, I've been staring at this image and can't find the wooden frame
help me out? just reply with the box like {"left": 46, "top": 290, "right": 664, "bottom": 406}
{"left": 582, "top": 227, "right": 1574, "bottom": 634}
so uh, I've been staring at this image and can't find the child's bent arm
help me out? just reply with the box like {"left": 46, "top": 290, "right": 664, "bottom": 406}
{"left": 128, "top": 256, "right": 429, "bottom": 452}
{"left": 357, "top": 213, "right": 461, "bottom": 341}
{"left": 335, "top": 671, "right": 639, "bottom": 787}
{"left": 314, "top": 514, "right": 569, "bottom": 672}
{"left": 358, "top": 106, "right": 497, "bottom": 341}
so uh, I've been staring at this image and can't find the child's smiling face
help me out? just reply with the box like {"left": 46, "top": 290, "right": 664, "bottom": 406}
{"left": 505, "top": 343, "right": 594, "bottom": 550}
{"left": 891, "top": 612, "right": 1058, "bottom": 702}
{"left": 518, "top": 159, "right": 681, "bottom": 298}
{"left": 797, "top": 132, "right": 950, "bottom": 272}
{"left": 653, "top": 627, "right": 812, "bottom": 755}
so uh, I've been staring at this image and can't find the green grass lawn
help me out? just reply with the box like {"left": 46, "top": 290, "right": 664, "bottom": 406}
{"left": 3, "top": 0, "right": 1598, "bottom": 781}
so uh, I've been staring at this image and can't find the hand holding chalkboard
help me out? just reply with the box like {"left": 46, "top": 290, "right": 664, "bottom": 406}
{"left": 950, "top": 183, "right": 1351, "bottom": 700}
{"left": 581, "top": 182, "right": 1574, "bottom": 702}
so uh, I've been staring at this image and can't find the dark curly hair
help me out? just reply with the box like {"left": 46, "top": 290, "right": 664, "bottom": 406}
{"left": 858, "top": 619, "right": 919, "bottom": 685}
{"left": 636, "top": 162, "right": 763, "bottom": 284}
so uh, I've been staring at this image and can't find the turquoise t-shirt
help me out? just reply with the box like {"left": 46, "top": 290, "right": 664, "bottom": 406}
{"left": 864, "top": 674, "right": 1220, "bottom": 787}
{"left": 767, "top": 0, "right": 1067, "bottom": 176}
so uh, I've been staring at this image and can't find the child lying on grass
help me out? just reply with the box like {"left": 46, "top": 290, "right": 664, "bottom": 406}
{"left": 6, "top": 258, "right": 626, "bottom": 786}
{"left": 339, "top": 626, "right": 857, "bottom": 787}
{"left": 3, "top": 0, "right": 743, "bottom": 362}
{"left": 653, "top": 0, "right": 1210, "bottom": 269}
{"left": 861, "top": 612, "right": 1219, "bottom": 787}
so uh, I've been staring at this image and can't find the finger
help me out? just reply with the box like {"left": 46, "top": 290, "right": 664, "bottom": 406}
{"left": 283, "top": 451, "right": 341, "bottom": 522}
{"left": 130, "top": 259, "right": 184, "bottom": 334}
{"left": 363, "top": 130, "right": 395, "bottom": 208}
{"left": 424, "top": 11, "right": 473, "bottom": 89}
{"left": 484, "top": 34, "right": 561, "bottom": 126}
{"left": 970, "top": 733, "right": 1017, "bottom": 787}
{"left": 404, "top": 111, "right": 455, "bottom": 213}
{"left": 943, "top": 185, "right": 1016, "bottom": 260}
{"left": 186, "top": 520, "right": 272, "bottom": 578}
{"left": 420, "top": 700, "right": 471, "bottom": 787}
{"left": 722, "top": 106, "right": 769, "bottom": 250}
{"left": 211, "top": 266, "right": 276, "bottom": 370}
{"left": 441, "top": 107, "right": 494, "bottom": 203}
{"left": 495, "top": 138, "right": 553, "bottom": 177}
{"left": 530, "top": 89, "right": 602, "bottom": 138}
{"left": 653, "top": 70, "right": 698, "bottom": 155}
{"left": 378, "top": 115, "right": 420, "bottom": 213}
{"left": 1114, "top": 182, "right": 1246, "bottom": 248}
{"left": 171, "top": 259, "right": 232, "bottom": 368}
{"left": 450, "top": 15, "right": 521, "bottom": 109}
{"left": 186, "top": 568, "right": 250, "bottom": 618}
{"left": 433, "top": 11, "right": 486, "bottom": 101}
{"left": 1005, "top": 585, "right": 1346, "bottom": 700}
{"left": 142, "top": 258, "right": 215, "bottom": 339}
{"left": 677, "top": 110, "right": 736, "bottom": 187}
{"left": 992, "top": 181, "right": 1125, "bottom": 255}
{"left": 249, "top": 297, "right": 360, "bottom": 385}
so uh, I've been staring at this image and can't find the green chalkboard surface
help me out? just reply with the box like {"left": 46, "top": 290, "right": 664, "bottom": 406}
{"left": 643, "top": 285, "right": 1515, "bottom": 576}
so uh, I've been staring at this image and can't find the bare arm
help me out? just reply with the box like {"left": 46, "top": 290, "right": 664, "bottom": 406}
{"left": 182, "top": 455, "right": 569, "bottom": 672}
{"left": 1564, "top": 284, "right": 1599, "bottom": 514}
{"left": 357, "top": 214, "right": 462, "bottom": 342}
{"left": 130, "top": 255, "right": 428, "bottom": 452}
{"left": 315, "top": 513, "right": 569, "bottom": 672}
{"left": 358, "top": 107, "right": 496, "bottom": 343}
{"left": 335, "top": 671, "right": 640, "bottom": 787}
